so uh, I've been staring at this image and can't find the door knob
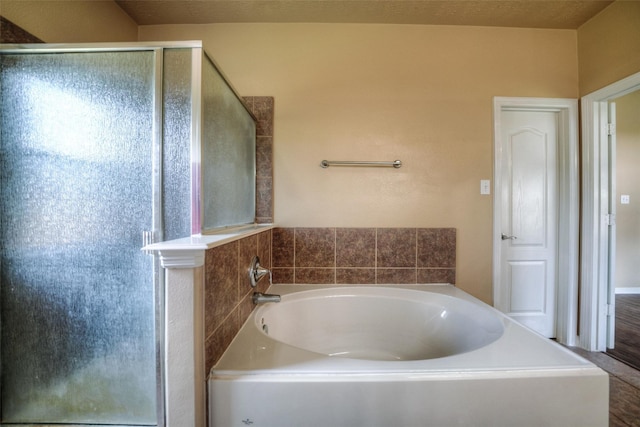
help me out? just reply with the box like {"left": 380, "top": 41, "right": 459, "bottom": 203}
{"left": 501, "top": 234, "right": 517, "bottom": 240}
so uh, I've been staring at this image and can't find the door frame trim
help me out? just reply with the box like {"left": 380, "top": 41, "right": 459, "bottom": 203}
{"left": 493, "top": 97, "right": 579, "bottom": 346}
{"left": 580, "top": 72, "right": 640, "bottom": 351}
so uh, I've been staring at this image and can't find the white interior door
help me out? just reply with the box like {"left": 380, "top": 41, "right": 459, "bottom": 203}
{"left": 496, "top": 109, "right": 558, "bottom": 337}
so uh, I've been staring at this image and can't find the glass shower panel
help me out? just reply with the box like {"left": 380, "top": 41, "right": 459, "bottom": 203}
{"left": 0, "top": 51, "right": 158, "bottom": 424}
{"left": 162, "top": 48, "right": 193, "bottom": 240}
{"left": 201, "top": 54, "right": 256, "bottom": 231}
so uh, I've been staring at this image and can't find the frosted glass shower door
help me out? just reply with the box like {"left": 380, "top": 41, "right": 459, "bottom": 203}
{"left": 0, "top": 50, "right": 159, "bottom": 424}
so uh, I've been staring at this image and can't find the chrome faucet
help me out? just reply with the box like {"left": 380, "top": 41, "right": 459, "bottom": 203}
{"left": 248, "top": 255, "right": 271, "bottom": 287}
{"left": 248, "top": 255, "right": 280, "bottom": 304}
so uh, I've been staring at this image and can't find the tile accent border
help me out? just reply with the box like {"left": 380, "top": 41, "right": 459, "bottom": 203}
{"left": 272, "top": 227, "right": 456, "bottom": 285}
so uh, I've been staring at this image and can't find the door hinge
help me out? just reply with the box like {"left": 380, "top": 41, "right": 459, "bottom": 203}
{"left": 606, "top": 303, "right": 615, "bottom": 317}
{"left": 607, "top": 123, "right": 616, "bottom": 136}
{"left": 606, "top": 214, "right": 616, "bottom": 226}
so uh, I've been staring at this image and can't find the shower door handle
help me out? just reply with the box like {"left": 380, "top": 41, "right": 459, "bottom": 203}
{"left": 501, "top": 233, "right": 517, "bottom": 240}
{"left": 142, "top": 230, "right": 154, "bottom": 254}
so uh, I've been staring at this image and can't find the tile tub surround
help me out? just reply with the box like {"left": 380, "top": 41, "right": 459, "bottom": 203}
{"left": 243, "top": 96, "right": 274, "bottom": 224}
{"left": 203, "top": 227, "right": 455, "bottom": 369}
{"left": 272, "top": 227, "right": 456, "bottom": 285}
{"left": 204, "top": 228, "right": 272, "bottom": 370}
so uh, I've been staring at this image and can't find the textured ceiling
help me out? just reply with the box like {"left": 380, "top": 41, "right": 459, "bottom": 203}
{"left": 115, "top": 0, "right": 614, "bottom": 29}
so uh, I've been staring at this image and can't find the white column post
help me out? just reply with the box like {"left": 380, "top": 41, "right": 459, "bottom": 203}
{"left": 162, "top": 254, "right": 205, "bottom": 427}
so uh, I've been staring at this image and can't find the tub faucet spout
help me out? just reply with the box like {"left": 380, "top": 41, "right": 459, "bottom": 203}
{"left": 252, "top": 292, "right": 281, "bottom": 305}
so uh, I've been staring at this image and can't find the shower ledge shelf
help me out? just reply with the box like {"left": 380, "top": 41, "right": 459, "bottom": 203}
{"left": 143, "top": 224, "right": 274, "bottom": 269}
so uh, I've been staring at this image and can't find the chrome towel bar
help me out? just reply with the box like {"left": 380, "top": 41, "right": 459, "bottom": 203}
{"left": 320, "top": 159, "right": 402, "bottom": 169}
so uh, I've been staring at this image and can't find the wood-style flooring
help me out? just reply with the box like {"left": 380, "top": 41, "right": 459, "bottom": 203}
{"left": 566, "top": 294, "right": 640, "bottom": 427}
{"left": 607, "top": 295, "right": 640, "bottom": 371}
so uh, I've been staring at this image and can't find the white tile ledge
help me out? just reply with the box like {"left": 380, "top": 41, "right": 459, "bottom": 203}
{"left": 143, "top": 224, "right": 274, "bottom": 269}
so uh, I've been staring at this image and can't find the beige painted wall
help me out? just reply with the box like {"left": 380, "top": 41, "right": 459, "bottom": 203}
{"left": 1, "top": 0, "right": 137, "bottom": 42}
{"left": 615, "top": 89, "right": 640, "bottom": 289}
{"left": 577, "top": 0, "right": 640, "bottom": 96}
{"left": 0, "top": 2, "right": 588, "bottom": 303}
{"left": 140, "top": 23, "right": 578, "bottom": 302}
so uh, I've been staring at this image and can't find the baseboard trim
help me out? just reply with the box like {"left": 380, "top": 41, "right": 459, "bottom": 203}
{"left": 615, "top": 287, "right": 640, "bottom": 295}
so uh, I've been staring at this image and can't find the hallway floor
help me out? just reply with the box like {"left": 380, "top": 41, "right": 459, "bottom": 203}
{"left": 607, "top": 295, "right": 640, "bottom": 371}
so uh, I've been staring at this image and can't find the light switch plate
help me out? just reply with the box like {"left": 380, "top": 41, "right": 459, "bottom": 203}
{"left": 621, "top": 194, "right": 630, "bottom": 204}
{"left": 481, "top": 180, "right": 491, "bottom": 195}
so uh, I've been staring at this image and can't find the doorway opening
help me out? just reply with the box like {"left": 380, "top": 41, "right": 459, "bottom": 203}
{"left": 580, "top": 71, "right": 640, "bottom": 353}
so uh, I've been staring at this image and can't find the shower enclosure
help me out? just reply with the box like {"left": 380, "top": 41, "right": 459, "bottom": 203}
{"left": 0, "top": 42, "right": 256, "bottom": 425}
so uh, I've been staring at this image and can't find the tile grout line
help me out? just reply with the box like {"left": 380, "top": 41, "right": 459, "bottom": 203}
{"left": 415, "top": 228, "right": 418, "bottom": 284}
{"left": 335, "top": 228, "right": 338, "bottom": 284}
{"left": 375, "top": 228, "right": 378, "bottom": 285}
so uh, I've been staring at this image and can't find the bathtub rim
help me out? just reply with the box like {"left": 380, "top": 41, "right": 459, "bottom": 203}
{"left": 211, "top": 284, "right": 600, "bottom": 378}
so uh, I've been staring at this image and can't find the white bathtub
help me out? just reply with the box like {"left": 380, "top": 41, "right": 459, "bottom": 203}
{"left": 209, "top": 284, "right": 608, "bottom": 427}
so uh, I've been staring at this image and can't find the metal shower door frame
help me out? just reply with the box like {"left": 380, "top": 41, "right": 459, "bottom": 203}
{"left": 0, "top": 41, "right": 203, "bottom": 426}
